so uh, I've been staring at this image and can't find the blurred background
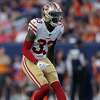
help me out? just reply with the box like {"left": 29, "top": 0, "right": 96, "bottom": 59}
{"left": 0, "top": 0, "right": 100, "bottom": 100}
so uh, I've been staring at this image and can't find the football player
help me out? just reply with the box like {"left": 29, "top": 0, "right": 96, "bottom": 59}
{"left": 22, "top": 2, "right": 67, "bottom": 100}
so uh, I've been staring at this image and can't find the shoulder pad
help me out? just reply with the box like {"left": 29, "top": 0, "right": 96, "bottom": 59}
{"left": 28, "top": 19, "right": 38, "bottom": 35}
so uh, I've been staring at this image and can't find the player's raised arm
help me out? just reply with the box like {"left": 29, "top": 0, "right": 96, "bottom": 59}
{"left": 22, "top": 21, "right": 38, "bottom": 63}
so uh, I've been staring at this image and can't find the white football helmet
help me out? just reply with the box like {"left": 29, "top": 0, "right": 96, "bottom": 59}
{"left": 42, "top": 2, "right": 63, "bottom": 27}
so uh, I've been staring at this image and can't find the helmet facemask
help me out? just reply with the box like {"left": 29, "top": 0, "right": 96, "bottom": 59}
{"left": 49, "top": 11, "right": 63, "bottom": 27}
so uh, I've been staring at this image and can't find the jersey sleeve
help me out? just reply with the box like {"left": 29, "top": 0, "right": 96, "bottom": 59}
{"left": 57, "top": 24, "right": 64, "bottom": 40}
{"left": 28, "top": 19, "right": 38, "bottom": 36}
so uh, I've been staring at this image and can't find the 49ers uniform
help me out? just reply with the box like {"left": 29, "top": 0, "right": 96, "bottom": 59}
{"left": 28, "top": 18, "right": 64, "bottom": 59}
{"left": 22, "top": 18, "right": 64, "bottom": 87}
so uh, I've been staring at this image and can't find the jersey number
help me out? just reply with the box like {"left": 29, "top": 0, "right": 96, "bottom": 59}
{"left": 32, "top": 39, "right": 54, "bottom": 55}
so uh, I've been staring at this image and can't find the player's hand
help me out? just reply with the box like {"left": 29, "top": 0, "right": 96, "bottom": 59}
{"left": 36, "top": 61, "right": 49, "bottom": 70}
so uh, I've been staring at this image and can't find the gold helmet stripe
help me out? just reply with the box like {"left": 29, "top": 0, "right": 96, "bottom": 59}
{"left": 52, "top": 2, "right": 59, "bottom": 10}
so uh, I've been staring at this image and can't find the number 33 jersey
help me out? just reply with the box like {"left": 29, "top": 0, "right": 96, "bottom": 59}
{"left": 28, "top": 18, "right": 64, "bottom": 59}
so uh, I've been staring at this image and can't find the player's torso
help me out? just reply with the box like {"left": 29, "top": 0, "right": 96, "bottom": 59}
{"left": 30, "top": 18, "right": 63, "bottom": 59}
